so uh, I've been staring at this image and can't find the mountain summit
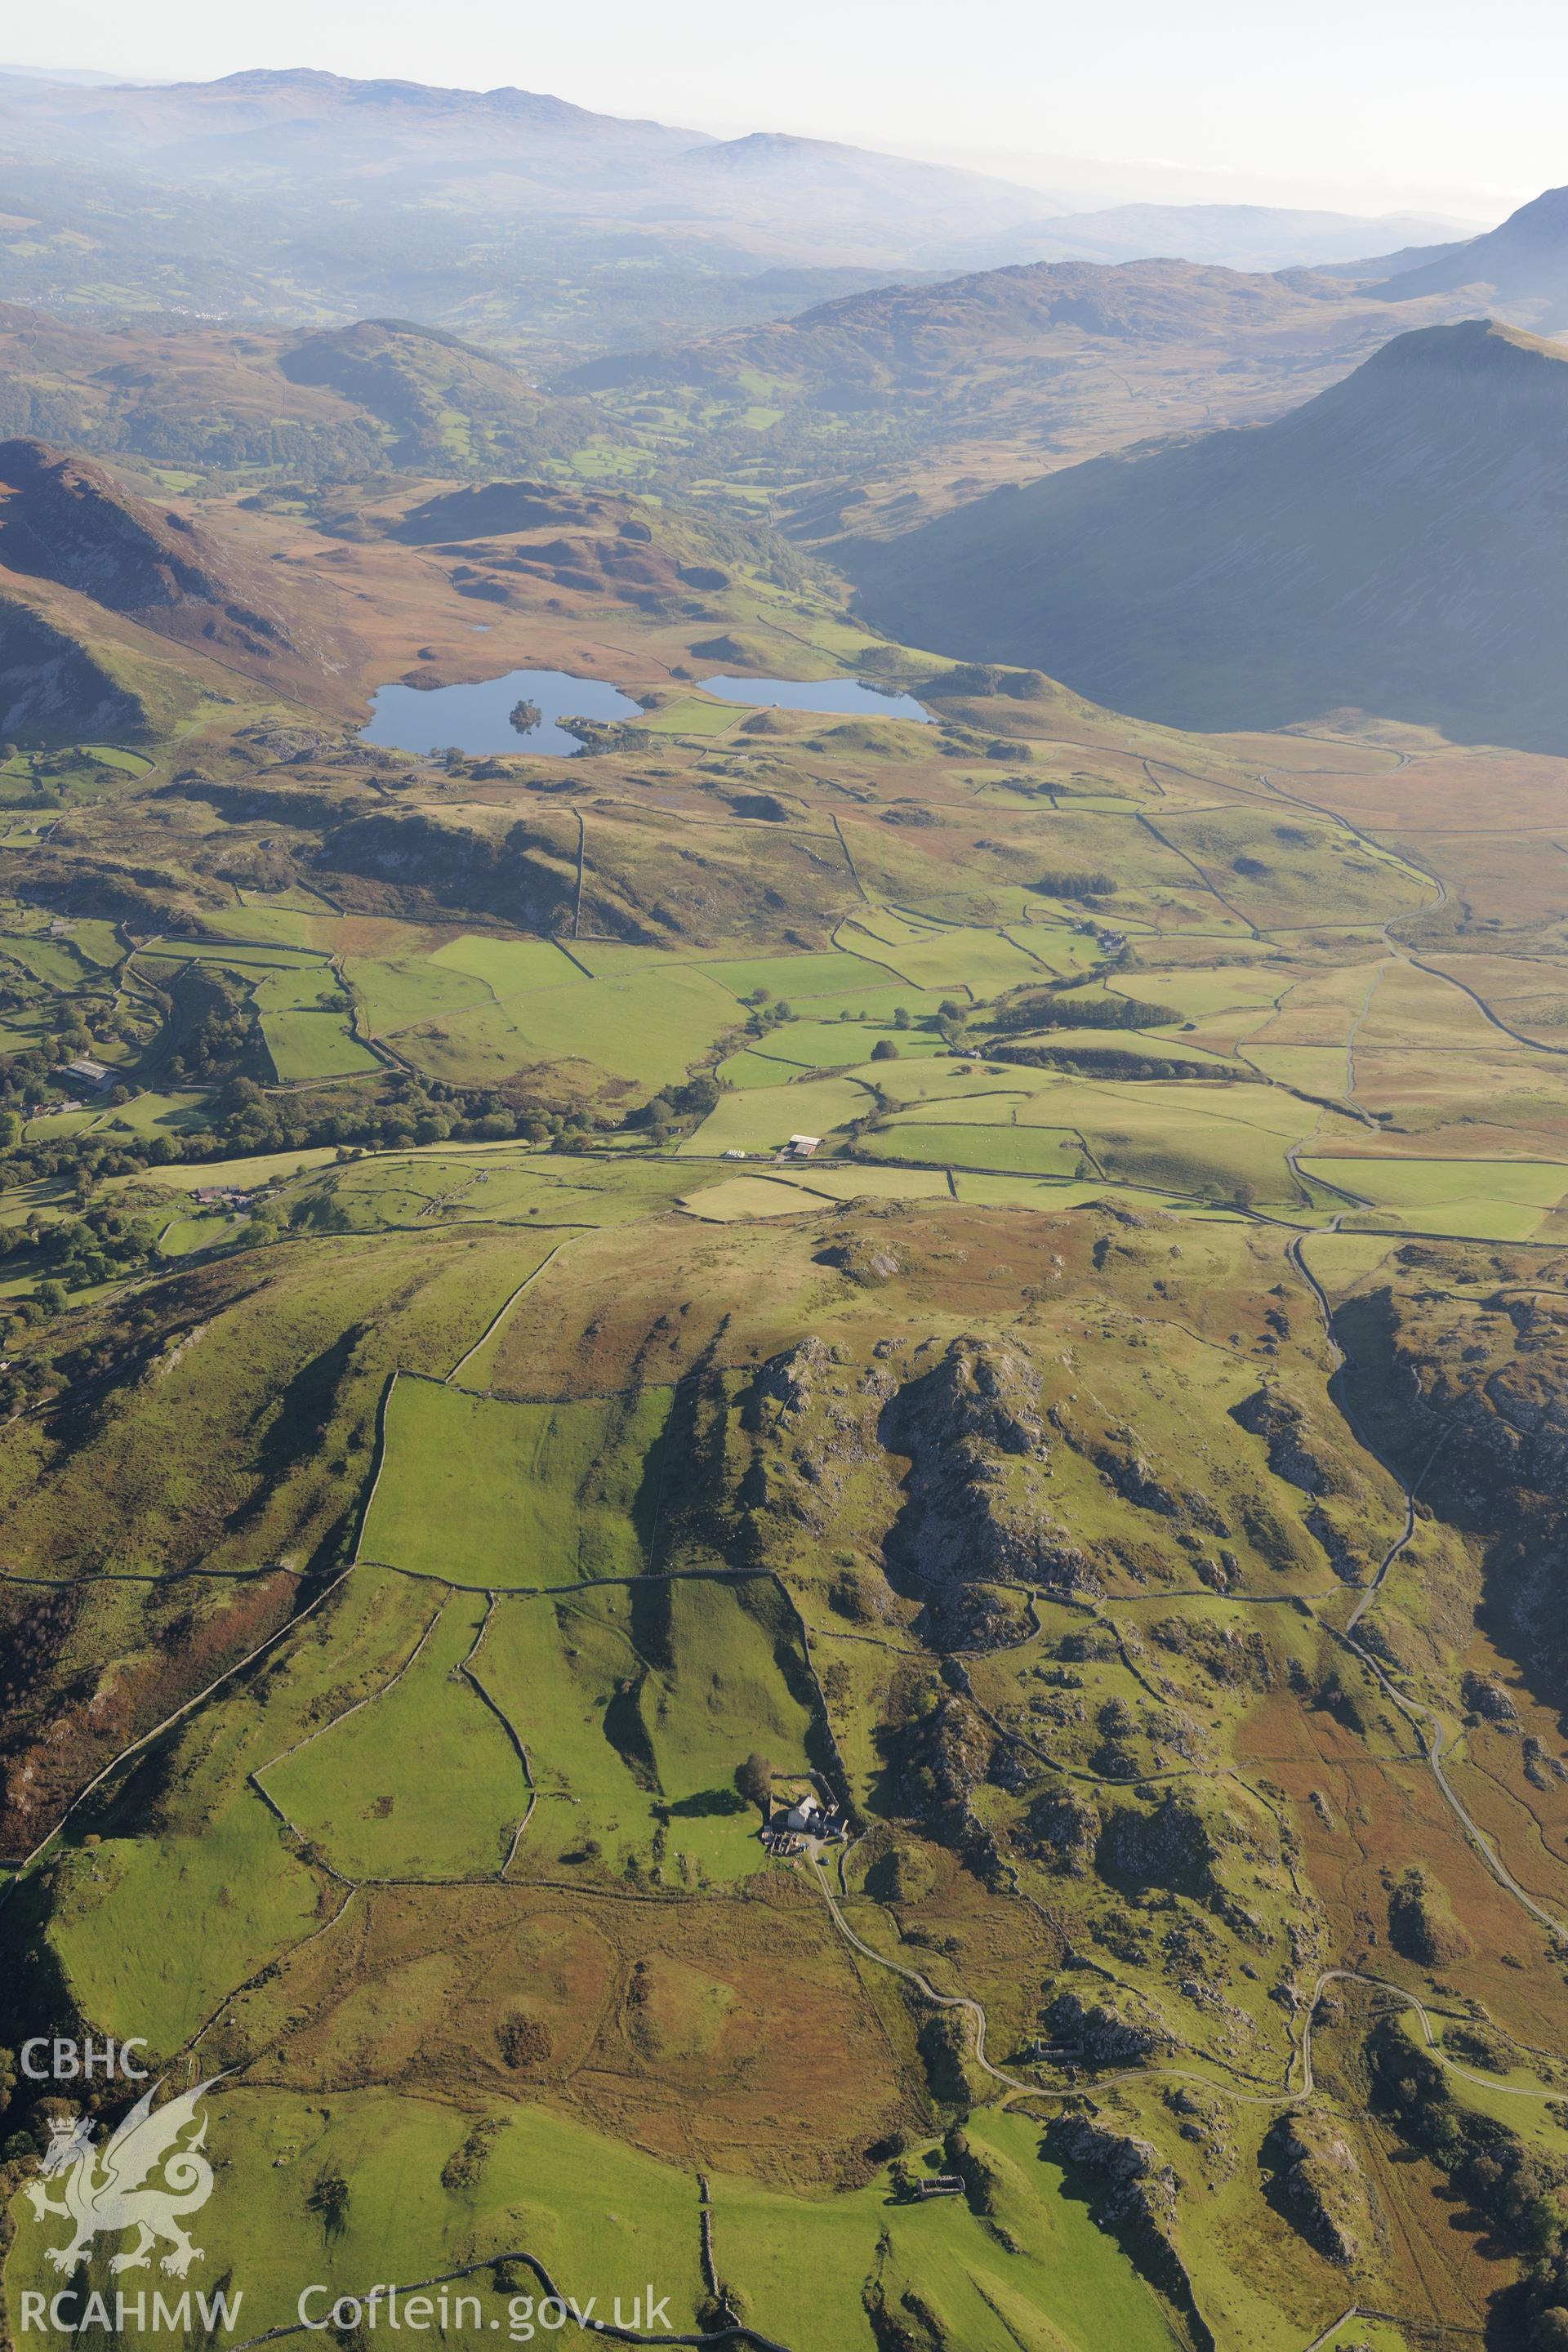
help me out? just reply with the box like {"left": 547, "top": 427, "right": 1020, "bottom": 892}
{"left": 848, "top": 318, "right": 1568, "bottom": 751}
{"left": 1378, "top": 183, "right": 1568, "bottom": 327}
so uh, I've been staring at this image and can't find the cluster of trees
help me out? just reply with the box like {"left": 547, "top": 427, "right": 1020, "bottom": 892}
{"left": 1369, "top": 2019, "right": 1566, "bottom": 2256}
{"left": 742, "top": 988, "right": 794, "bottom": 1036}
{"left": 0, "top": 1058, "right": 614, "bottom": 1206}
{"left": 1033, "top": 869, "right": 1118, "bottom": 901}
{"left": 12, "top": 1202, "right": 166, "bottom": 1298}
{"left": 989, "top": 1042, "right": 1255, "bottom": 1081}
{"left": 989, "top": 987, "right": 1179, "bottom": 1035}
{"left": 163, "top": 968, "right": 266, "bottom": 1085}
{"left": 626, "top": 1073, "right": 719, "bottom": 1144}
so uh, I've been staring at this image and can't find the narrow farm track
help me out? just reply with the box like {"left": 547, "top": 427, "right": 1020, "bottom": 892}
{"left": 805, "top": 1853, "right": 1038, "bottom": 2099}
{"left": 1294, "top": 1967, "right": 1554, "bottom": 2100}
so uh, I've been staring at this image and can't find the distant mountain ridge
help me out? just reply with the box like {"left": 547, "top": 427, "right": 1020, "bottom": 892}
{"left": 846, "top": 318, "right": 1568, "bottom": 753}
{"left": 566, "top": 253, "right": 1401, "bottom": 394}
{"left": 0, "top": 65, "right": 1491, "bottom": 294}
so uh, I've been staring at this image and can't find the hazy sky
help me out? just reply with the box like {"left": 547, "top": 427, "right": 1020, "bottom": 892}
{"left": 9, "top": 0, "right": 1565, "bottom": 221}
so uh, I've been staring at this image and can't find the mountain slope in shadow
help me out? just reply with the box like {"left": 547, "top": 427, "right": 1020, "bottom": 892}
{"left": 848, "top": 318, "right": 1568, "bottom": 752}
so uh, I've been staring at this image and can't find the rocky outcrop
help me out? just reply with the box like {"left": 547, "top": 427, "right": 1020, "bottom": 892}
{"left": 1045, "top": 1986, "right": 1176, "bottom": 2066}
{"left": 1097, "top": 1791, "right": 1225, "bottom": 1904}
{"left": 1021, "top": 1784, "right": 1100, "bottom": 1873}
{"left": 1048, "top": 2114, "right": 1179, "bottom": 2230}
{"left": 1232, "top": 1386, "right": 1339, "bottom": 1494}
{"left": 1266, "top": 2109, "right": 1370, "bottom": 2265}
{"left": 747, "top": 1337, "right": 882, "bottom": 1533}
{"left": 317, "top": 812, "right": 583, "bottom": 933}
{"left": 1462, "top": 1670, "right": 1519, "bottom": 1725}
{"left": 881, "top": 1337, "right": 1091, "bottom": 1600}
{"left": 1388, "top": 1866, "right": 1472, "bottom": 1965}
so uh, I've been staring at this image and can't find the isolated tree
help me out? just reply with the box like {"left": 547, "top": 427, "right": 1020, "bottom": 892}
{"left": 871, "top": 1039, "right": 898, "bottom": 1062}
{"left": 734, "top": 1752, "right": 774, "bottom": 1817}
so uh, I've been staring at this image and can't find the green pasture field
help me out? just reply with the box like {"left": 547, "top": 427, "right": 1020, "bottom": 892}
{"left": 860, "top": 1121, "right": 1085, "bottom": 1175}
{"left": 26, "top": 1108, "right": 101, "bottom": 1142}
{"left": 44, "top": 1796, "right": 319, "bottom": 2056}
{"left": 316, "top": 1148, "right": 697, "bottom": 1236}
{"left": 875, "top": 1089, "right": 1031, "bottom": 1125}
{"left": 254, "top": 964, "right": 382, "bottom": 1080}
{"left": 158, "top": 1209, "right": 237, "bottom": 1256}
{"left": 715, "top": 1046, "right": 800, "bottom": 1089}
{"left": 1156, "top": 806, "right": 1437, "bottom": 927}
{"left": 714, "top": 2108, "right": 1176, "bottom": 2352}
{"left": 263, "top": 1006, "right": 382, "bottom": 1080}
{"left": 137, "top": 939, "right": 323, "bottom": 978}
{"left": 97, "top": 1085, "right": 259, "bottom": 1138}
{"left": 42, "top": 1566, "right": 443, "bottom": 2044}
{"left": 1301, "top": 1154, "right": 1568, "bottom": 1239}
{"left": 377, "top": 998, "right": 536, "bottom": 1085}
{"left": 430, "top": 933, "right": 587, "bottom": 995}
{"left": 197, "top": 902, "right": 337, "bottom": 951}
{"left": 730, "top": 1018, "right": 947, "bottom": 1076}
{"left": 679, "top": 1075, "right": 871, "bottom": 1156}
{"left": 563, "top": 940, "right": 680, "bottom": 978}
{"left": 479, "top": 1575, "right": 814, "bottom": 1881}
{"left": 79, "top": 744, "right": 154, "bottom": 774}
{"left": 396, "top": 966, "right": 738, "bottom": 1089}
{"left": 261, "top": 1588, "right": 527, "bottom": 1880}
{"left": 698, "top": 947, "right": 902, "bottom": 1002}
{"left": 862, "top": 1058, "right": 1032, "bottom": 1107}
{"left": 69, "top": 918, "right": 126, "bottom": 966}
{"left": 999, "top": 1024, "right": 1238, "bottom": 1069}
{"left": 1010, "top": 1075, "right": 1316, "bottom": 1200}
{"left": 363, "top": 1374, "right": 674, "bottom": 1586}
{"left": 108, "top": 1145, "right": 339, "bottom": 1191}
{"left": 0, "top": 1010, "right": 56, "bottom": 1051}
{"left": 838, "top": 916, "right": 1049, "bottom": 993}
{"left": 951, "top": 1169, "right": 1107, "bottom": 1209}
{"left": 736, "top": 980, "right": 949, "bottom": 1027}
{"left": 513, "top": 965, "right": 740, "bottom": 1083}
{"left": 0, "top": 933, "right": 100, "bottom": 991}
{"left": 1000, "top": 919, "right": 1106, "bottom": 974}
{"left": 679, "top": 1166, "right": 951, "bottom": 1219}
{"left": 5, "top": 2091, "right": 709, "bottom": 2344}
{"left": 1245, "top": 1043, "right": 1354, "bottom": 1095}
{"left": 344, "top": 951, "right": 494, "bottom": 1029}
{"left": 1116, "top": 963, "right": 1287, "bottom": 1022}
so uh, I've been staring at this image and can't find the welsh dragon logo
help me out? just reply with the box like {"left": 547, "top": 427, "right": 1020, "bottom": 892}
{"left": 25, "top": 2078, "right": 216, "bottom": 2277}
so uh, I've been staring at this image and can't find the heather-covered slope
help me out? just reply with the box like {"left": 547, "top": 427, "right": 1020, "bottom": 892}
{"left": 0, "top": 437, "right": 344, "bottom": 688}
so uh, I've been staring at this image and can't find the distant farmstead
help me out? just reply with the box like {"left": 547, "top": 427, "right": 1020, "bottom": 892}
{"left": 783, "top": 1134, "right": 821, "bottom": 1159}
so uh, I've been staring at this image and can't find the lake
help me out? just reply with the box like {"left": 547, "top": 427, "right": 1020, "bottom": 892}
{"left": 697, "top": 674, "right": 933, "bottom": 723}
{"left": 359, "top": 667, "right": 642, "bottom": 758}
